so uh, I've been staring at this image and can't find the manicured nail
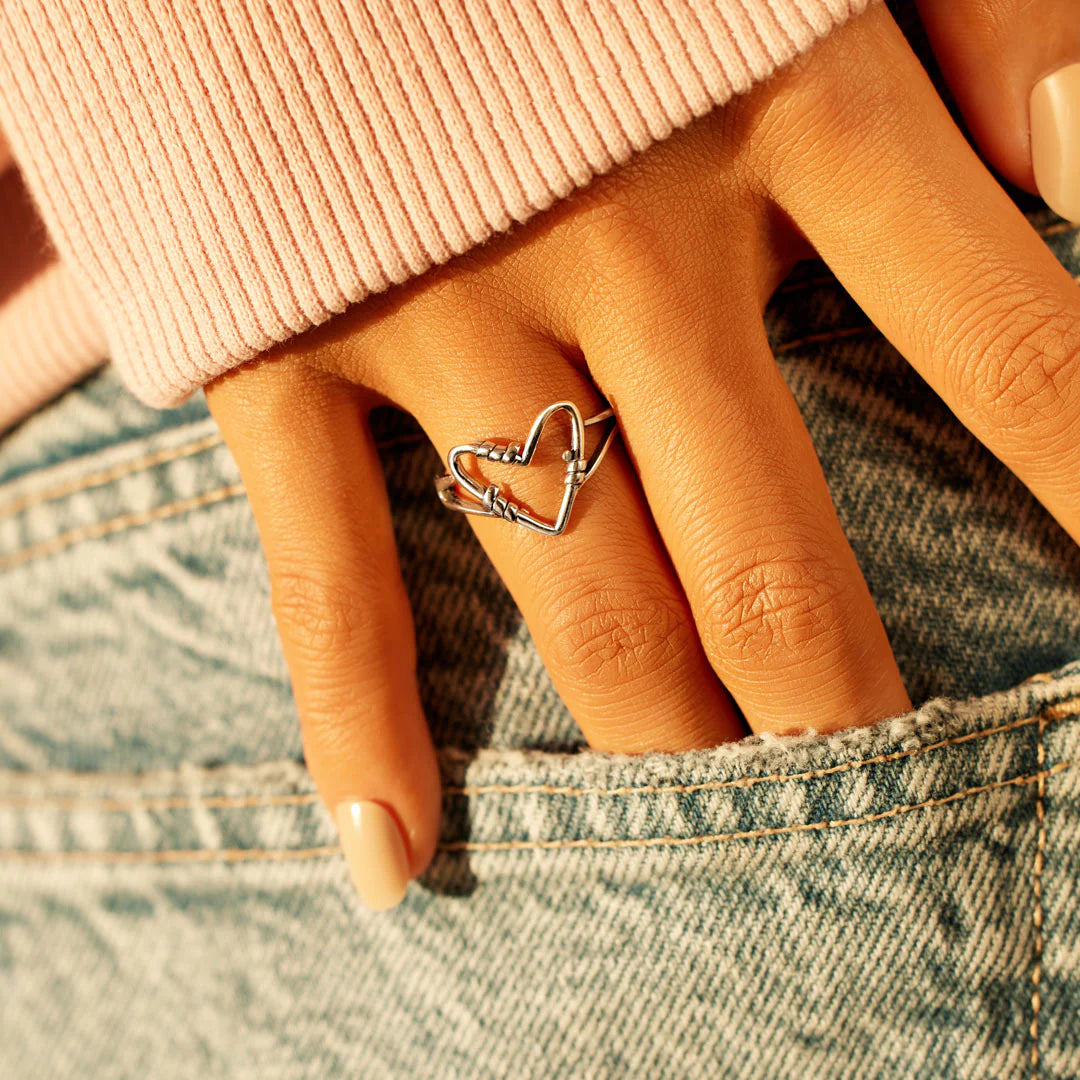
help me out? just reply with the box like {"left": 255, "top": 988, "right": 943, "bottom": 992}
{"left": 1031, "top": 61, "right": 1080, "bottom": 223}
{"left": 334, "top": 800, "right": 410, "bottom": 910}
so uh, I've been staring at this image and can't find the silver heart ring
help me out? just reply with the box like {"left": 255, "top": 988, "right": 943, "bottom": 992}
{"left": 434, "top": 400, "right": 620, "bottom": 536}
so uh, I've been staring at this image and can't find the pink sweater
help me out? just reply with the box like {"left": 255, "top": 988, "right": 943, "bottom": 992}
{"left": 0, "top": 0, "right": 876, "bottom": 432}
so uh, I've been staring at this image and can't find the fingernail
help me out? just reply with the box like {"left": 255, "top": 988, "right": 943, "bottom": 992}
{"left": 334, "top": 800, "right": 410, "bottom": 910}
{"left": 1031, "top": 61, "right": 1080, "bottom": 223}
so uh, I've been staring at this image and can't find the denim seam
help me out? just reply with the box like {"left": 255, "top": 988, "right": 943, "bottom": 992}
{"left": 0, "top": 483, "right": 247, "bottom": 572}
{"left": 439, "top": 762, "right": 1076, "bottom": 853}
{"left": 1031, "top": 711, "right": 1048, "bottom": 1080}
{"left": 0, "top": 845, "right": 341, "bottom": 866}
{"left": 1034, "top": 220, "right": 1075, "bottom": 238}
{"left": 0, "top": 430, "right": 430, "bottom": 527}
{"left": 448, "top": 700, "right": 1080, "bottom": 798}
{"left": 774, "top": 325, "right": 874, "bottom": 355}
{"left": 774, "top": 272, "right": 1080, "bottom": 356}
{"left": 0, "top": 789, "right": 322, "bottom": 812}
{"left": 0, "top": 432, "right": 225, "bottom": 521}
{"left": 0, "top": 698, "right": 1076, "bottom": 811}
{"left": 0, "top": 698, "right": 1077, "bottom": 811}
{"left": 0, "top": 760, "right": 1072, "bottom": 864}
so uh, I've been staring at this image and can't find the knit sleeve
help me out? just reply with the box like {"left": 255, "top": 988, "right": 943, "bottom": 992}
{"left": 0, "top": 0, "right": 879, "bottom": 413}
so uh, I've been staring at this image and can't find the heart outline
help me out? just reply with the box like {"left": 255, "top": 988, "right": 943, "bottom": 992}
{"left": 439, "top": 401, "right": 592, "bottom": 536}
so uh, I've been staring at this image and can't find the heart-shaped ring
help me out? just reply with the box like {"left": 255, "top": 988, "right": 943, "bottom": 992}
{"left": 434, "top": 400, "right": 619, "bottom": 536}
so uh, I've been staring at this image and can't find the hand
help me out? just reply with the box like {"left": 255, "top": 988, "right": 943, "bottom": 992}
{"left": 205, "top": 0, "right": 1080, "bottom": 909}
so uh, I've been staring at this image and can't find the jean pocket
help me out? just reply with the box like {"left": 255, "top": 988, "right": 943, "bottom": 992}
{"left": 3, "top": 662, "right": 1079, "bottom": 1079}
{"left": 0, "top": 408, "right": 292, "bottom": 773}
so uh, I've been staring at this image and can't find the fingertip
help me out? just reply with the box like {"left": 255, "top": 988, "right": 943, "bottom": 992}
{"left": 1031, "top": 61, "right": 1080, "bottom": 223}
{"left": 308, "top": 685, "right": 444, "bottom": 910}
{"left": 334, "top": 799, "right": 412, "bottom": 911}
{"left": 917, "top": 0, "right": 1080, "bottom": 196}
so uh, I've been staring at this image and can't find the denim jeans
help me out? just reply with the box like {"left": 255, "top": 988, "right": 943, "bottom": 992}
{"left": 4, "top": 11, "right": 1080, "bottom": 1080}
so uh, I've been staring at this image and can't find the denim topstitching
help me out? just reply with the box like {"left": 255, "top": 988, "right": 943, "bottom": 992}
{"left": 447, "top": 698, "right": 1080, "bottom": 797}
{"left": 0, "top": 694, "right": 1076, "bottom": 812}
{"left": 0, "top": 429, "right": 430, "bottom": 528}
{"left": 0, "top": 696, "right": 1076, "bottom": 861}
{"left": 0, "top": 483, "right": 248, "bottom": 573}
{"left": 0, "top": 761, "right": 1071, "bottom": 864}
{"left": 1032, "top": 708, "right": 1048, "bottom": 1079}
{"left": 0, "top": 431, "right": 225, "bottom": 520}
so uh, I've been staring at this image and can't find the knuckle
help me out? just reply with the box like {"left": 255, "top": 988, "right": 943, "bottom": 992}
{"left": 269, "top": 563, "right": 393, "bottom": 664}
{"left": 949, "top": 297, "right": 1080, "bottom": 446}
{"left": 570, "top": 193, "right": 679, "bottom": 300}
{"left": 543, "top": 576, "right": 692, "bottom": 689}
{"left": 556, "top": 190, "right": 742, "bottom": 367}
{"left": 698, "top": 539, "right": 850, "bottom": 667}
{"left": 739, "top": 16, "right": 906, "bottom": 196}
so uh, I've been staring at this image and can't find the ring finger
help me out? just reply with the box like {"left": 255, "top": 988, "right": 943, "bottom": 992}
{"left": 370, "top": 318, "right": 745, "bottom": 753}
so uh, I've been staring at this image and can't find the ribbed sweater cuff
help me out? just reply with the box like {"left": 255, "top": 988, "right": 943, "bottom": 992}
{"left": 0, "top": 263, "right": 107, "bottom": 431}
{"left": 0, "top": 0, "right": 877, "bottom": 409}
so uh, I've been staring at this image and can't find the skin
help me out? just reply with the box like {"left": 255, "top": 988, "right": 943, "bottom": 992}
{"left": 205, "top": 0, "right": 1080, "bottom": 892}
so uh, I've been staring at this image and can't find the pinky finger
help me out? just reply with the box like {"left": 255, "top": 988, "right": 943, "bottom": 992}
{"left": 205, "top": 360, "right": 442, "bottom": 912}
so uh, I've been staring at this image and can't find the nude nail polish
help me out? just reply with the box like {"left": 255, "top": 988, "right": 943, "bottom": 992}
{"left": 1031, "top": 61, "right": 1080, "bottom": 223}
{"left": 334, "top": 800, "right": 410, "bottom": 910}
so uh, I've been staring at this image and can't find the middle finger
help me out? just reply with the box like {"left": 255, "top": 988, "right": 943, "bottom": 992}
{"left": 580, "top": 242, "right": 913, "bottom": 735}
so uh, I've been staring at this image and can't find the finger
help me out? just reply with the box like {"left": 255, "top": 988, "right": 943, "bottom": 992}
{"left": 205, "top": 361, "right": 441, "bottom": 912}
{"left": 575, "top": 240, "right": 912, "bottom": 736}
{"left": 915, "top": 0, "right": 1080, "bottom": 212}
{"left": 751, "top": 1, "right": 1080, "bottom": 547}
{"left": 368, "top": 320, "right": 746, "bottom": 753}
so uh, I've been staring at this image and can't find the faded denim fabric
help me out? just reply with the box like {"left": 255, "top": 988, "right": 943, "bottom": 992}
{"left": 3, "top": 12, "right": 1080, "bottom": 1080}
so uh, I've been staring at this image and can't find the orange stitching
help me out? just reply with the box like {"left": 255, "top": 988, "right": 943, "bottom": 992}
{"left": 374, "top": 431, "right": 427, "bottom": 452}
{"left": 440, "top": 762, "right": 1077, "bottom": 853}
{"left": 0, "top": 431, "right": 427, "bottom": 531}
{"left": 773, "top": 325, "right": 875, "bottom": 354}
{"left": 1, "top": 698, "right": 1078, "bottom": 811}
{"left": 776, "top": 279, "right": 1080, "bottom": 344}
{"left": 0, "top": 790, "right": 323, "bottom": 812}
{"left": 0, "top": 432, "right": 224, "bottom": 521}
{"left": 1, "top": 762, "right": 1073, "bottom": 864}
{"left": 446, "top": 699, "right": 1080, "bottom": 798}
{"left": 773, "top": 271, "right": 1080, "bottom": 354}
{"left": 0, "top": 844, "right": 341, "bottom": 866}
{"left": 1031, "top": 713, "right": 1047, "bottom": 1078}
{"left": 1041, "top": 220, "right": 1077, "bottom": 237}
{"left": 0, "top": 484, "right": 247, "bottom": 572}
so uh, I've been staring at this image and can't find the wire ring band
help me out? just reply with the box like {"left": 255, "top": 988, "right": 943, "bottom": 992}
{"left": 434, "top": 400, "right": 620, "bottom": 536}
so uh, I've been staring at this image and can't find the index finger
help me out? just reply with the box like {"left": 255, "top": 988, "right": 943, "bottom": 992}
{"left": 205, "top": 360, "right": 442, "bottom": 911}
{"left": 749, "top": 2, "right": 1080, "bottom": 545}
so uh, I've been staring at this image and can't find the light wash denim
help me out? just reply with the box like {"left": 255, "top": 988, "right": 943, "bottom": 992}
{"left": 3, "top": 9, "right": 1080, "bottom": 1078}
